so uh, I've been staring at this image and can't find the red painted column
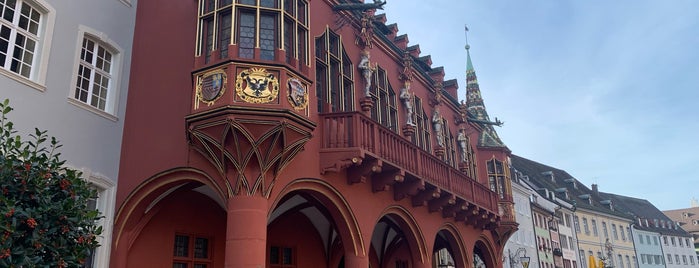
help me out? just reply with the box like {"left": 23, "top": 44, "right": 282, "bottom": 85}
{"left": 345, "top": 253, "right": 369, "bottom": 268}
{"left": 225, "top": 195, "right": 268, "bottom": 268}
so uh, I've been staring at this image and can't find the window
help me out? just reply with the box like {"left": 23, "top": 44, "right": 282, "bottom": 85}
{"left": 580, "top": 250, "right": 586, "bottom": 268}
{"left": 79, "top": 173, "right": 116, "bottom": 268}
{"left": 663, "top": 236, "right": 668, "bottom": 245}
{"left": 574, "top": 216, "right": 581, "bottom": 233}
{"left": 412, "top": 97, "right": 431, "bottom": 152}
{"left": 685, "top": 238, "right": 690, "bottom": 247}
{"left": 632, "top": 257, "right": 637, "bottom": 268}
{"left": 620, "top": 225, "right": 626, "bottom": 241}
{"left": 561, "top": 235, "right": 568, "bottom": 249}
{"left": 654, "top": 255, "right": 661, "bottom": 265}
{"left": 672, "top": 237, "right": 676, "bottom": 246}
{"left": 653, "top": 236, "right": 658, "bottom": 245}
{"left": 626, "top": 256, "right": 631, "bottom": 268}
{"left": 270, "top": 246, "right": 295, "bottom": 268}
{"left": 369, "top": 67, "right": 397, "bottom": 131}
{"left": 679, "top": 237, "right": 684, "bottom": 246}
{"left": 676, "top": 255, "right": 680, "bottom": 264}
{"left": 591, "top": 219, "right": 598, "bottom": 236}
{"left": 315, "top": 29, "right": 353, "bottom": 113}
{"left": 683, "top": 255, "right": 688, "bottom": 265}
{"left": 639, "top": 234, "right": 644, "bottom": 244}
{"left": 602, "top": 222, "right": 608, "bottom": 238}
{"left": 196, "top": 0, "right": 308, "bottom": 66}
{"left": 565, "top": 214, "right": 572, "bottom": 227}
{"left": 486, "top": 158, "right": 507, "bottom": 199}
{"left": 583, "top": 218, "right": 590, "bottom": 234}
{"left": 173, "top": 234, "right": 211, "bottom": 268}
{"left": 72, "top": 35, "right": 118, "bottom": 114}
{"left": 612, "top": 224, "right": 618, "bottom": 240}
{"left": 0, "top": 0, "right": 53, "bottom": 87}
{"left": 690, "top": 255, "right": 695, "bottom": 265}
{"left": 668, "top": 254, "right": 673, "bottom": 264}
{"left": 618, "top": 255, "right": 624, "bottom": 268}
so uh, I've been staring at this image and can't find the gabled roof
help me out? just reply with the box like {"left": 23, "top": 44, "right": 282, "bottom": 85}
{"left": 663, "top": 206, "right": 699, "bottom": 234}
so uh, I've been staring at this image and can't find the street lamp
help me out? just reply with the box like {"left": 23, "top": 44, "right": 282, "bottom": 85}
{"left": 509, "top": 248, "right": 530, "bottom": 268}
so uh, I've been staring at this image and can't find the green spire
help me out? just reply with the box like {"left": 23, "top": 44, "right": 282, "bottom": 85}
{"left": 466, "top": 44, "right": 474, "bottom": 71}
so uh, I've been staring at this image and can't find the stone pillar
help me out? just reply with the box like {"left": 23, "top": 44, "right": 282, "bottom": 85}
{"left": 344, "top": 253, "right": 369, "bottom": 268}
{"left": 225, "top": 195, "right": 268, "bottom": 268}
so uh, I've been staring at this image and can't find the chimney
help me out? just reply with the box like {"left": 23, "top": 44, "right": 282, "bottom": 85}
{"left": 591, "top": 183, "right": 599, "bottom": 196}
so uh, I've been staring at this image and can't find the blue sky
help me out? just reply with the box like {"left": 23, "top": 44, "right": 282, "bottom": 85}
{"left": 382, "top": 0, "right": 699, "bottom": 210}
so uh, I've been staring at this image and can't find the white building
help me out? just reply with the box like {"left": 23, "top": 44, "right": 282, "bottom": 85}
{"left": 0, "top": 0, "right": 136, "bottom": 266}
{"left": 505, "top": 167, "right": 539, "bottom": 268}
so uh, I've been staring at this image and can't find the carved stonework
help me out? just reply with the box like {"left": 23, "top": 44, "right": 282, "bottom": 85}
{"left": 402, "top": 124, "right": 416, "bottom": 137}
{"left": 287, "top": 78, "right": 308, "bottom": 110}
{"left": 360, "top": 96, "right": 374, "bottom": 114}
{"left": 187, "top": 107, "right": 315, "bottom": 198}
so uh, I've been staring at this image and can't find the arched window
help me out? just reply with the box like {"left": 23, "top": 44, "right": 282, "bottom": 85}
{"left": 196, "top": 0, "right": 308, "bottom": 65}
{"left": 315, "top": 29, "right": 353, "bottom": 113}
{"left": 487, "top": 158, "right": 507, "bottom": 199}
{"left": 370, "top": 67, "right": 397, "bottom": 131}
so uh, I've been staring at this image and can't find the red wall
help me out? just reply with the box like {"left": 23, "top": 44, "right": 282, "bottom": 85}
{"left": 127, "top": 190, "right": 226, "bottom": 267}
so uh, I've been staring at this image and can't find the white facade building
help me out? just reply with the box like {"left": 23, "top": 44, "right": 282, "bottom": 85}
{"left": 505, "top": 168, "right": 539, "bottom": 268}
{"left": 0, "top": 0, "right": 136, "bottom": 267}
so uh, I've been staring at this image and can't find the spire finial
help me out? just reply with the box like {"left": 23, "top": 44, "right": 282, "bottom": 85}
{"left": 464, "top": 24, "right": 470, "bottom": 50}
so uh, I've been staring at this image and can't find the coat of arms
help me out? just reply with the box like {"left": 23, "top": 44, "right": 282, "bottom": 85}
{"left": 235, "top": 67, "right": 279, "bottom": 103}
{"left": 287, "top": 78, "right": 308, "bottom": 110}
{"left": 195, "top": 69, "right": 227, "bottom": 108}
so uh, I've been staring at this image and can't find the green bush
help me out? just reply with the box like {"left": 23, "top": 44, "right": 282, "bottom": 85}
{"left": 0, "top": 99, "right": 101, "bottom": 267}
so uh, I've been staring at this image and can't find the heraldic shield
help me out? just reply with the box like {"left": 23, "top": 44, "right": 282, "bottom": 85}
{"left": 235, "top": 67, "right": 280, "bottom": 103}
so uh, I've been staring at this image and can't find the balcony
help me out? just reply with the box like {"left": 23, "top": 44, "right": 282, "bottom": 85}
{"left": 319, "top": 111, "right": 499, "bottom": 224}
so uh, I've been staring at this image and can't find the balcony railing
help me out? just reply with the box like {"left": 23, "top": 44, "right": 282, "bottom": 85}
{"left": 320, "top": 111, "right": 498, "bottom": 212}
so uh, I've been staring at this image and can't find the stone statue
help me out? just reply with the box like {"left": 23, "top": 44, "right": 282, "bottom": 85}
{"left": 432, "top": 110, "right": 444, "bottom": 147}
{"left": 399, "top": 86, "right": 414, "bottom": 125}
{"left": 358, "top": 51, "right": 373, "bottom": 97}
{"left": 457, "top": 130, "right": 468, "bottom": 162}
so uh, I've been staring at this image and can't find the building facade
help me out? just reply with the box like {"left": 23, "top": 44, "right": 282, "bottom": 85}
{"left": 0, "top": 0, "right": 136, "bottom": 267}
{"left": 110, "top": 0, "right": 518, "bottom": 267}
{"left": 664, "top": 206, "right": 699, "bottom": 257}
{"left": 505, "top": 170, "right": 539, "bottom": 268}
{"left": 511, "top": 155, "right": 635, "bottom": 268}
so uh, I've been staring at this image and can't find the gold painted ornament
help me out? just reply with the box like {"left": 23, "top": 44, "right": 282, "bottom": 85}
{"left": 235, "top": 67, "right": 280, "bottom": 103}
{"left": 287, "top": 78, "right": 308, "bottom": 110}
{"left": 195, "top": 69, "right": 227, "bottom": 108}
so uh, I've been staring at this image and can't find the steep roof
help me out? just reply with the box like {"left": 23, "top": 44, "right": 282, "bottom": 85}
{"left": 600, "top": 192, "right": 691, "bottom": 236}
{"left": 663, "top": 206, "right": 699, "bottom": 237}
{"left": 465, "top": 46, "right": 505, "bottom": 148}
{"left": 510, "top": 155, "right": 631, "bottom": 220}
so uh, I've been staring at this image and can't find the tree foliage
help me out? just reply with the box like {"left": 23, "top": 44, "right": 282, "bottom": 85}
{"left": 0, "top": 99, "right": 101, "bottom": 267}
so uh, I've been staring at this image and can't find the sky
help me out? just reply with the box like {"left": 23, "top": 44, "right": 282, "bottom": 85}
{"left": 381, "top": 0, "right": 699, "bottom": 211}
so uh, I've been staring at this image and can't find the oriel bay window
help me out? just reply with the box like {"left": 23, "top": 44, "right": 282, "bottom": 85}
{"left": 486, "top": 158, "right": 508, "bottom": 199}
{"left": 315, "top": 29, "right": 353, "bottom": 113}
{"left": 196, "top": 0, "right": 308, "bottom": 65}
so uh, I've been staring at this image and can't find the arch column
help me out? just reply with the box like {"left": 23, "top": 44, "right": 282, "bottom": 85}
{"left": 224, "top": 195, "right": 268, "bottom": 268}
{"left": 345, "top": 253, "right": 369, "bottom": 268}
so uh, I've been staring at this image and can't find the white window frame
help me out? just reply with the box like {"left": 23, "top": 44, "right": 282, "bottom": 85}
{"left": 84, "top": 172, "right": 116, "bottom": 268}
{"left": 68, "top": 25, "right": 122, "bottom": 120}
{"left": 0, "top": 0, "right": 55, "bottom": 90}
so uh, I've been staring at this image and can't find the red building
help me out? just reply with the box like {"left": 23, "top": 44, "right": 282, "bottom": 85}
{"left": 111, "top": 1, "right": 517, "bottom": 267}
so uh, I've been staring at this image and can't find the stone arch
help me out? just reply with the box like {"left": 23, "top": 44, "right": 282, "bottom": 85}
{"left": 473, "top": 235, "right": 499, "bottom": 268}
{"left": 111, "top": 167, "right": 227, "bottom": 267}
{"left": 373, "top": 205, "right": 429, "bottom": 266}
{"left": 270, "top": 178, "right": 365, "bottom": 258}
{"left": 434, "top": 223, "right": 468, "bottom": 268}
